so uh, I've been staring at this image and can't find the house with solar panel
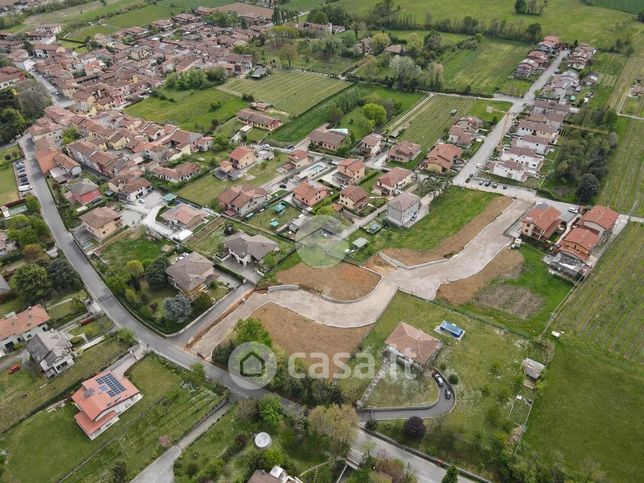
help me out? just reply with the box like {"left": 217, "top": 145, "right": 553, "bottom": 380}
{"left": 71, "top": 371, "right": 142, "bottom": 440}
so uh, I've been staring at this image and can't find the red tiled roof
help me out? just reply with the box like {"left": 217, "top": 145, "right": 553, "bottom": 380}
{"left": 579, "top": 205, "right": 618, "bottom": 231}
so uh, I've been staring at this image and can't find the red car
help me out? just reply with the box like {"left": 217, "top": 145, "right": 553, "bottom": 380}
{"left": 8, "top": 363, "right": 21, "bottom": 374}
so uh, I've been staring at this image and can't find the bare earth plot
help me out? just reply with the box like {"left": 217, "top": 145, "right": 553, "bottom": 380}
{"left": 218, "top": 70, "right": 351, "bottom": 116}
{"left": 383, "top": 196, "right": 512, "bottom": 266}
{"left": 553, "top": 222, "right": 644, "bottom": 363}
{"left": 276, "top": 262, "right": 381, "bottom": 301}
{"left": 597, "top": 118, "right": 644, "bottom": 216}
{"left": 251, "top": 302, "right": 369, "bottom": 375}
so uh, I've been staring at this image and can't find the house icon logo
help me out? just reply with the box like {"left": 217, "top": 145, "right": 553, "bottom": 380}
{"left": 228, "top": 342, "right": 277, "bottom": 390}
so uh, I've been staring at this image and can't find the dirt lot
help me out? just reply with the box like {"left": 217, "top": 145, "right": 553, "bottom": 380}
{"left": 276, "top": 262, "right": 381, "bottom": 300}
{"left": 383, "top": 196, "right": 513, "bottom": 266}
{"left": 437, "top": 248, "right": 524, "bottom": 305}
{"left": 363, "top": 254, "right": 398, "bottom": 275}
{"left": 476, "top": 284, "right": 544, "bottom": 319}
{"left": 251, "top": 303, "right": 370, "bottom": 375}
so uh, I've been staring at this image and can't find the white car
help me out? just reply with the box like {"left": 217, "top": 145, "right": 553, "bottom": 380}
{"left": 568, "top": 207, "right": 579, "bottom": 214}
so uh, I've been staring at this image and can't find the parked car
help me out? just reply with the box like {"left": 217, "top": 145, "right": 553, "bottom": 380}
{"left": 279, "top": 184, "right": 287, "bottom": 189}
{"left": 478, "top": 179, "right": 484, "bottom": 186}
{"left": 484, "top": 180, "right": 491, "bottom": 187}
{"left": 502, "top": 184, "right": 508, "bottom": 190}
{"left": 445, "top": 389, "right": 452, "bottom": 400}
{"left": 8, "top": 364, "right": 21, "bottom": 374}
{"left": 434, "top": 373, "right": 444, "bottom": 387}
{"left": 492, "top": 183, "right": 498, "bottom": 188}
{"left": 568, "top": 207, "right": 579, "bottom": 214}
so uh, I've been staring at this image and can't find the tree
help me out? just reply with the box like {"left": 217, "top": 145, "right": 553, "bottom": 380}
{"left": 308, "top": 404, "right": 358, "bottom": 454}
{"left": 192, "top": 291, "right": 212, "bottom": 314}
{"left": 107, "top": 275, "right": 128, "bottom": 296}
{"left": 144, "top": 256, "right": 168, "bottom": 289}
{"left": 576, "top": 173, "right": 600, "bottom": 203}
{"left": 205, "top": 67, "right": 227, "bottom": 85}
{"left": 278, "top": 42, "right": 298, "bottom": 68}
{"left": 360, "top": 58, "right": 379, "bottom": 82}
{"left": 47, "top": 257, "right": 81, "bottom": 291}
{"left": 406, "top": 32, "right": 421, "bottom": 52}
{"left": 362, "top": 103, "right": 387, "bottom": 126}
{"left": 581, "top": 458, "right": 606, "bottom": 483}
{"left": 403, "top": 416, "right": 426, "bottom": 439}
{"left": 258, "top": 395, "right": 282, "bottom": 427}
{"left": 371, "top": 32, "right": 391, "bottom": 54}
{"left": 11, "top": 263, "right": 51, "bottom": 303}
{"left": 62, "top": 127, "right": 80, "bottom": 145}
{"left": 442, "top": 466, "right": 458, "bottom": 483}
{"left": 328, "top": 102, "right": 343, "bottom": 126}
{"left": 526, "top": 23, "right": 542, "bottom": 42}
{"left": 390, "top": 55, "right": 421, "bottom": 90}
{"left": 514, "top": 0, "right": 527, "bottom": 14}
{"left": 126, "top": 259, "right": 144, "bottom": 279}
{"left": 16, "top": 80, "right": 50, "bottom": 120}
{"left": 187, "top": 363, "right": 206, "bottom": 386}
{"left": 21, "top": 243, "right": 44, "bottom": 261}
{"left": 112, "top": 461, "right": 127, "bottom": 483}
{"left": 234, "top": 317, "right": 272, "bottom": 347}
{"left": 639, "top": 10, "right": 644, "bottom": 22}
{"left": 307, "top": 9, "right": 329, "bottom": 24}
{"left": 164, "top": 294, "right": 191, "bottom": 323}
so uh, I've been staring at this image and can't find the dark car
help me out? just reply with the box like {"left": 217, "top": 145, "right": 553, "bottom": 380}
{"left": 502, "top": 184, "right": 508, "bottom": 190}
{"left": 279, "top": 184, "right": 287, "bottom": 189}
{"left": 484, "top": 180, "right": 491, "bottom": 187}
{"left": 445, "top": 389, "right": 452, "bottom": 400}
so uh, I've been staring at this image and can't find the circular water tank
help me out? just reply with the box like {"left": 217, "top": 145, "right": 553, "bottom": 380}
{"left": 254, "top": 432, "right": 272, "bottom": 449}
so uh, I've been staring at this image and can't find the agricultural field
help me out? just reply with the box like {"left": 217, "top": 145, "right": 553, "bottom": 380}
{"left": 125, "top": 87, "right": 247, "bottom": 134}
{"left": 288, "top": 0, "right": 641, "bottom": 47}
{"left": 342, "top": 293, "right": 542, "bottom": 478}
{"left": 219, "top": 70, "right": 351, "bottom": 116}
{"left": 553, "top": 223, "right": 643, "bottom": 362}
{"left": 584, "top": 52, "right": 627, "bottom": 109}
{"left": 523, "top": 343, "right": 644, "bottom": 483}
{"left": 597, "top": 118, "right": 644, "bottom": 216}
{"left": 593, "top": 0, "right": 643, "bottom": 13}
{"left": 440, "top": 38, "right": 529, "bottom": 96}
{"left": 396, "top": 95, "right": 510, "bottom": 150}
{"left": 608, "top": 55, "right": 644, "bottom": 109}
{"left": 0, "top": 356, "right": 224, "bottom": 483}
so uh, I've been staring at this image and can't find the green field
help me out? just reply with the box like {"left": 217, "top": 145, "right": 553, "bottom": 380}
{"left": 597, "top": 118, "right": 644, "bottom": 216}
{"left": 553, "top": 223, "right": 643, "bottom": 362}
{"left": 397, "top": 95, "right": 510, "bottom": 149}
{"left": 125, "top": 87, "right": 247, "bottom": 134}
{"left": 287, "top": 0, "right": 641, "bottom": 47}
{"left": 0, "top": 356, "right": 223, "bottom": 483}
{"left": 523, "top": 342, "right": 644, "bottom": 483}
{"left": 586, "top": 52, "right": 628, "bottom": 109}
{"left": 0, "top": 158, "right": 18, "bottom": 205}
{"left": 440, "top": 38, "right": 529, "bottom": 96}
{"left": 460, "top": 244, "right": 573, "bottom": 337}
{"left": 593, "top": 0, "right": 644, "bottom": 13}
{"left": 219, "top": 70, "right": 351, "bottom": 116}
{"left": 608, "top": 55, "right": 644, "bottom": 109}
{"left": 349, "top": 188, "right": 498, "bottom": 262}
{"left": 344, "top": 293, "right": 541, "bottom": 478}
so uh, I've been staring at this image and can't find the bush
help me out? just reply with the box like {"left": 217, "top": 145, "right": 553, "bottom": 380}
{"left": 185, "top": 462, "right": 199, "bottom": 476}
{"left": 70, "top": 336, "right": 83, "bottom": 345}
{"left": 403, "top": 416, "right": 426, "bottom": 439}
{"left": 365, "top": 419, "right": 378, "bottom": 431}
{"left": 448, "top": 374, "right": 459, "bottom": 385}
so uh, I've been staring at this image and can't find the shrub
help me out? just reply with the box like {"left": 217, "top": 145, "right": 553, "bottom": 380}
{"left": 365, "top": 419, "right": 378, "bottom": 431}
{"left": 403, "top": 416, "right": 426, "bottom": 439}
{"left": 448, "top": 374, "right": 459, "bottom": 385}
{"left": 185, "top": 462, "right": 199, "bottom": 476}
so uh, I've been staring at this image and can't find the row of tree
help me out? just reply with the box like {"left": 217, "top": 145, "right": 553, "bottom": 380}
{"left": 0, "top": 79, "right": 51, "bottom": 145}
{"left": 164, "top": 67, "right": 227, "bottom": 91}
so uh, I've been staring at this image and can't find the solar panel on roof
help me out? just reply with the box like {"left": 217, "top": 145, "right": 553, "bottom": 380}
{"left": 96, "top": 373, "right": 126, "bottom": 397}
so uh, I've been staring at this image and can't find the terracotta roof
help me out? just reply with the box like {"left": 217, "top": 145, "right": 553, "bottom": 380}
{"left": 0, "top": 305, "right": 50, "bottom": 341}
{"left": 563, "top": 227, "right": 600, "bottom": 252}
{"left": 293, "top": 181, "right": 327, "bottom": 200}
{"left": 524, "top": 203, "right": 561, "bottom": 236}
{"left": 72, "top": 371, "right": 139, "bottom": 421}
{"left": 579, "top": 205, "right": 618, "bottom": 231}
{"left": 229, "top": 146, "right": 254, "bottom": 162}
{"left": 161, "top": 203, "right": 207, "bottom": 226}
{"left": 385, "top": 322, "right": 442, "bottom": 365}
{"left": 425, "top": 143, "right": 462, "bottom": 170}
{"left": 389, "top": 192, "right": 420, "bottom": 211}
{"left": 309, "top": 129, "right": 346, "bottom": 148}
{"left": 378, "top": 167, "right": 411, "bottom": 188}
{"left": 79, "top": 206, "right": 120, "bottom": 229}
{"left": 340, "top": 185, "right": 368, "bottom": 203}
{"left": 288, "top": 149, "right": 308, "bottom": 161}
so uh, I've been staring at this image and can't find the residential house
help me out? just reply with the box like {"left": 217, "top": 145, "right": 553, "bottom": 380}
{"left": 308, "top": 129, "right": 347, "bottom": 152}
{"left": 516, "top": 121, "right": 558, "bottom": 143}
{"left": 218, "top": 185, "right": 269, "bottom": 216}
{"left": 558, "top": 227, "right": 600, "bottom": 261}
{"left": 335, "top": 158, "right": 366, "bottom": 185}
{"left": 66, "top": 179, "right": 101, "bottom": 205}
{"left": 79, "top": 206, "right": 121, "bottom": 240}
{"left": 236, "top": 109, "right": 282, "bottom": 131}
{"left": 293, "top": 181, "right": 330, "bottom": 207}
{"left": 447, "top": 125, "right": 474, "bottom": 148}
{"left": 224, "top": 233, "right": 278, "bottom": 266}
{"left": 339, "top": 185, "right": 369, "bottom": 212}
{"left": 358, "top": 133, "right": 383, "bottom": 156}
{"left": 537, "top": 35, "right": 560, "bottom": 53}
{"left": 248, "top": 466, "right": 303, "bottom": 483}
{"left": 513, "top": 135, "right": 550, "bottom": 155}
{"left": 228, "top": 146, "right": 257, "bottom": 169}
{"left": 577, "top": 205, "right": 618, "bottom": 240}
{"left": 568, "top": 44, "right": 595, "bottom": 70}
{"left": 521, "top": 203, "right": 562, "bottom": 241}
{"left": 160, "top": 203, "right": 208, "bottom": 230}
{"left": 166, "top": 251, "right": 216, "bottom": 299}
{"left": 0, "top": 66, "right": 25, "bottom": 89}
{"left": 522, "top": 358, "right": 545, "bottom": 383}
{"left": 151, "top": 162, "right": 200, "bottom": 183}
{"left": 532, "top": 99, "right": 570, "bottom": 117}
{"left": 491, "top": 160, "right": 528, "bottom": 182}
{"left": 72, "top": 371, "right": 142, "bottom": 440}
{"left": 384, "top": 322, "right": 443, "bottom": 369}
{"left": 387, "top": 192, "right": 421, "bottom": 228}
{"left": 282, "top": 150, "right": 309, "bottom": 171}
{"left": 375, "top": 167, "right": 412, "bottom": 196}
{"left": 500, "top": 147, "right": 544, "bottom": 176}
{"left": 516, "top": 58, "right": 540, "bottom": 78}
{"left": 385, "top": 44, "right": 405, "bottom": 55}
{"left": 108, "top": 174, "right": 151, "bottom": 202}
{"left": 0, "top": 305, "right": 50, "bottom": 355}
{"left": 387, "top": 140, "right": 421, "bottom": 164}
{"left": 26, "top": 329, "right": 74, "bottom": 378}
{"left": 423, "top": 143, "right": 462, "bottom": 173}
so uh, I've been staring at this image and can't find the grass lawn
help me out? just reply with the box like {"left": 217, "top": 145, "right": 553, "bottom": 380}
{"left": 553, "top": 223, "right": 643, "bottom": 362}
{"left": 0, "top": 360, "right": 40, "bottom": 402}
{"left": 125, "top": 87, "right": 247, "bottom": 134}
{"left": 0, "top": 356, "right": 224, "bottom": 483}
{"left": 342, "top": 292, "right": 540, "bottom": 478}
{"left": 522, "top": 342, "right": 644, "bottom": 483}
{"left": 0, "top": 157, "right": 18, "bottom": 205}
{"left": 245, "top": 200, "right": 300, "bottom": 233}
{"left": 597, "top": 118, "right": 644, "bottom": 216}
{"left": 0, "top": 338, "right": 129, "bottom": 434}
{"left": 586, "top": 52, "right": 627, "bottom": 109}
{"left": 349, "top": 187, "right": 498, "bottom": 263}
{"left": 97, "top": 226, "right": 173, "bottom": 277}
{"left": 219, "top": 70, "right": 351, "bottom": 116}
{"left": 365, "top": 369, "right": 440, "bottom": 408}
{"left": 396, "top": 95, "right": 510, "bottom": 149}
{"left": 440, "top": 38, "right": 529, "bottom": 96}
{"left": 460, "top": 244, "right": 573, "bottom": 336}
{"left": 608, "top": 55, "right": 644, "bottom": 108}
{"left": 70, "top": 316, "right": 114, "bottom": 340}
{"left": 174, "top": 403, "right": 330, "bottom": 482}
{"left": 177, "top": 154, "right": 286, "bottom": 207}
